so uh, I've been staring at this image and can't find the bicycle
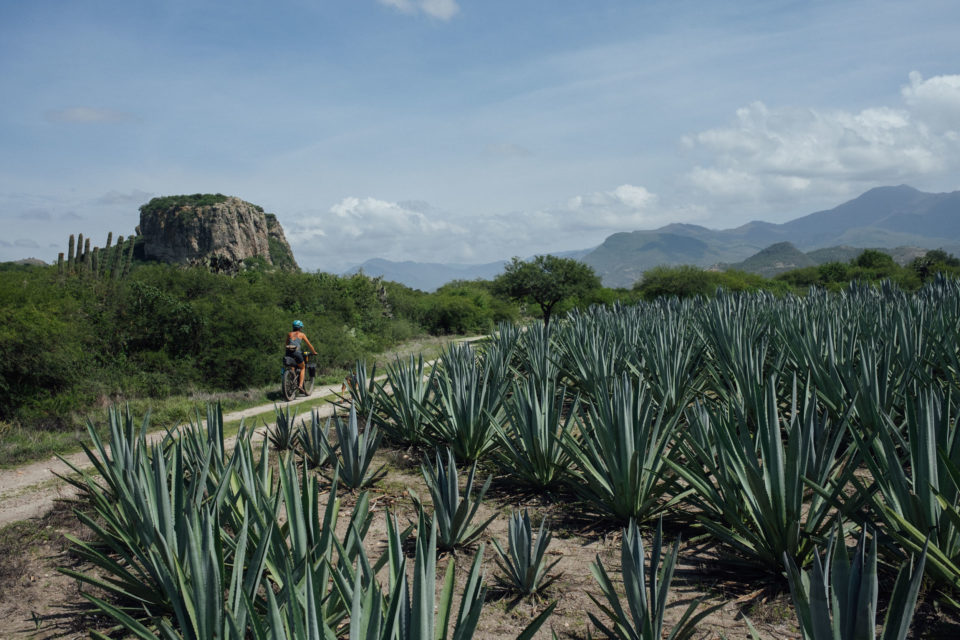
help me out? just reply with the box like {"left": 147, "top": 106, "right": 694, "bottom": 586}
{"left": 281, "top": 351, "right": 316, "bottom": 402}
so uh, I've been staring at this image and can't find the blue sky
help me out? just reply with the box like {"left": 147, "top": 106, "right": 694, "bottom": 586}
{"left": 2, "top": 0, "right": 960, "bottom": 271}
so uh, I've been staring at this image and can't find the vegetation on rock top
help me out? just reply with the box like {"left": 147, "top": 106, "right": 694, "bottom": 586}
{"left": 138, "top": 193, "right": 229, "bottom": 217}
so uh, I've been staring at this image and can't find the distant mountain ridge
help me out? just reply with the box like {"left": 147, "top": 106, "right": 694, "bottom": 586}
{"left": 581, "top": 185, "right": 960, "bottom": 286}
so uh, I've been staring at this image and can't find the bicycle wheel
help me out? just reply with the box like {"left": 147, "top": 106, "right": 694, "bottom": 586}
{"left": 282, "top": 368, "right": 298, "bottom": 402}
{"left": 302, "top": 372, "right": 314, "bottom": 396}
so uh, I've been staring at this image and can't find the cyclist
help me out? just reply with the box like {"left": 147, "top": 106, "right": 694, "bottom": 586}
{"left": 286, "top": 320, "right": 318, "bottom": 394}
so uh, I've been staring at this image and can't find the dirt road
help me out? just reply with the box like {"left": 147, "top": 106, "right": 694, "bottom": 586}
{"left": 0, "top": 381, "right": 346, "bottom": 527}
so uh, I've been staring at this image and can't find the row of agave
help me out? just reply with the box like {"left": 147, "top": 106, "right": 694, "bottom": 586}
{"left": 324, "top": 277, "right": 960, "bottom": 636}
{"left": 61, "top": 405, "right": 568, "bottom": 639}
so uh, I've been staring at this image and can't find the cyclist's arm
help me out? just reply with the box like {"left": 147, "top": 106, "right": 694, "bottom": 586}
{"left": 302, "top": 335, "right": 318, "bottom": 354}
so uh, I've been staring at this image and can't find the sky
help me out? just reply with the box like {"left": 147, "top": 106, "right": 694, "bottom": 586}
{"left": 2, "top": 0, "right": 960, "bottom": 271}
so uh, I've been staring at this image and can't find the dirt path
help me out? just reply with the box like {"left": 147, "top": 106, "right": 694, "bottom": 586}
{"left": 0, "top": 380, "right": 345, "bottom": 527}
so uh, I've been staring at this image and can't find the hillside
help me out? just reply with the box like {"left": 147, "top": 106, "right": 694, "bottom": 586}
{"left": 723, "top": 242, "right": 815, "bottom": 277}
{"left": 724, "top": 243, "right": 930, "bottom": 277}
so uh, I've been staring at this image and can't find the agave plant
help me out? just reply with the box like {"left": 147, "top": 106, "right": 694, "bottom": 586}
{"left": 564, "top": 374, "right": 684, "bottom": 523}
{"left": 332, "top": 403, "right": 385, "bottom": 489}
{"left": 246, "top": 569, "right": 337, "bottom": 640}
{"left": 492, "top": 509, "right": 561, "bottom": 596}
{"left": 60, "top": 405, "right": 388, "bottom": 639}
{"left": 61, "top": 423, "right": 271, "bottom": 638}
{"left": 555, "top": 319, "right": 624, "bottom": 402}
{"left": 515, "top": 321, "right": 558, "bottom": 389}
{"left": 325, "top": 511, "right": 556, "bottom": 640}
{"left": 783, "top": 527, "right": 928, "bottom": 640}
{"left": 375, "top": 354, "right": 437, "bottom": 447}
{"left": 296, "top": 409, "right": 336, "bottom": 469}
{"left": 82, "top": 507, "right": 272, "bottom": 640}
{"left": 267, "top": 404, "right": 299, "bottom": 451}
{"left": 497, "top": 375, "right": 577, "bottom": 490}
{"left": 59, "top": 405, "right": 152, "bottom": 506}
{"left": 844, "top": 387, "right": 960, "bottom": 592}
{"left": 336, "top": 359, "right": 381, "bottom": 420}
{"left": 427, "top": 343, "right": 508, "bottom": 462}
{"left": 627, "top": 310, "right": 704, "bottom": 414}
{"left": 410, "top": 448, "right": 496, "bottom": 551}
{"left": 267, "top": 456, "right": 382, "bottom": 632}
{"left": 698, "top": 292, "right": 787, "bottom": 419}
{"left": 669, "top": 376, "right": 855, "bottom": 574}
{"left": 383, "top": 511, "right": 489, "bottom": 639}
{"left": 178, "top": 403, "right": 231, "bottom": 488}
{"left": 589, "top": 517, "right": 720, "bottom": 640}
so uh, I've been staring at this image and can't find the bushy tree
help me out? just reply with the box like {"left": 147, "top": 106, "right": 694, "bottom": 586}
{"left": 635, "top": 266, "right": 784, "bottom": 300}
{"left": 910, "top": 249, "right": 960, "bottom": 282}
{"left": 494, "top": 255, "right": 600, "bottom": 327}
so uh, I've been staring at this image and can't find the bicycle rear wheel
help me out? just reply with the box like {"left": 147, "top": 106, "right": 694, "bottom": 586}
{"left": 302, "top": 373, "right": 314, "bottom": 396}
{"left": 282, "top": 369, "right": 299, "bottom": 402}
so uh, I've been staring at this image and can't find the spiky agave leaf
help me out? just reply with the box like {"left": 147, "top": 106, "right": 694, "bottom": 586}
{"left": 564, "top": 374, "right": 685, "bottom": 523}
{"left": 492, "top": 509, "right": 561, "bottom": 596}
{"left": 296, "top": 409, "right": 336, "bottom": 469}
{"left": 410, "top": 448, "right": 496, "bottom": 551}
{"left": 496, "top": 374, "right": 577, "bottom": 490}
{"left": 589, "top": 517, "right": 721, "bottom": 640}
{"left": 427, "top": 343, "right": 508, "bottom": 462}
{"left": 669, "top": 375, "right": 855, "bottom": 573}
{"left": 268, "top": 404, "right": 299, "bottom": 451}
{"left": 783, "top": 527, "right": 928, "bottom": 640}
{"left": 375, "top": 354, "right": 437, "bottom": 447}
{"left": 332, "top": 403, "right": 385, "bottom": 489}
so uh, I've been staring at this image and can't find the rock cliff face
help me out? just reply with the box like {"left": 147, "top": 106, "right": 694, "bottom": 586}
{"left": 139, "top": 194, "right": 298, "bottom": 271}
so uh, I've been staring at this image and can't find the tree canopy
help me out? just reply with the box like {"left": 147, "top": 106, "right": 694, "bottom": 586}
{"left": 493, "top": 255, "right": 600, "bottom": 327}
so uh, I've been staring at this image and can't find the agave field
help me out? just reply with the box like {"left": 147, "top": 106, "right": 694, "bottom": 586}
{"left": 37, "top": 276, "right": 960, "bottom": 637}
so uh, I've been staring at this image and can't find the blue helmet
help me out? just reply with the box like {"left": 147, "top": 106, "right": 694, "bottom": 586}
{"left": 292, "top": 320, "right": 303, "bottom": 330}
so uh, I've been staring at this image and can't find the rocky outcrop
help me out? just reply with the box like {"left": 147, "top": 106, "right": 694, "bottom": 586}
{"left": 264, "top": 213, "right": 298, "bottom": 270}
{"left": 139, "top": 194, "right": 298, "bottom": 271}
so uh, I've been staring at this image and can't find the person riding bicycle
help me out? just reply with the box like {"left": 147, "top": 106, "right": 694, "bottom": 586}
{"left": 286, "top": 320, "right": 318, "bottom": 393}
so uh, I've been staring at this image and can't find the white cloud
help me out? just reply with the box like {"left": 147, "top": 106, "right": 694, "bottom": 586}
{"left": 682, "top": 73, "right": 960, "bottom": 209}
{"left": 44, "top": 107, "right": 138, "bottom": 124}
{"left": 902, "top": 71, "right": 960, "bottom": 133}
{"left": 377, "top": 0, "right": 459, "bottom": 20}
{"left": 289, "top": 196, "right": 469, "bottom": 269}
{"left": 286, "top": 183, "right": 704, "bottom": 271}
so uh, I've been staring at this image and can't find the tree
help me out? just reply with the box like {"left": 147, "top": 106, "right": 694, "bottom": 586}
{"left": 493, "top": 255, "right": 600, "bottom": 328}
{"left": 853, "top": 249, "right": 896, "bottom": 270}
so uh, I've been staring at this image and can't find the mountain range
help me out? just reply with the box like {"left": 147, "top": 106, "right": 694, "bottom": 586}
{"left": 349, "top": 185, "right": 960, "bottom": 289}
